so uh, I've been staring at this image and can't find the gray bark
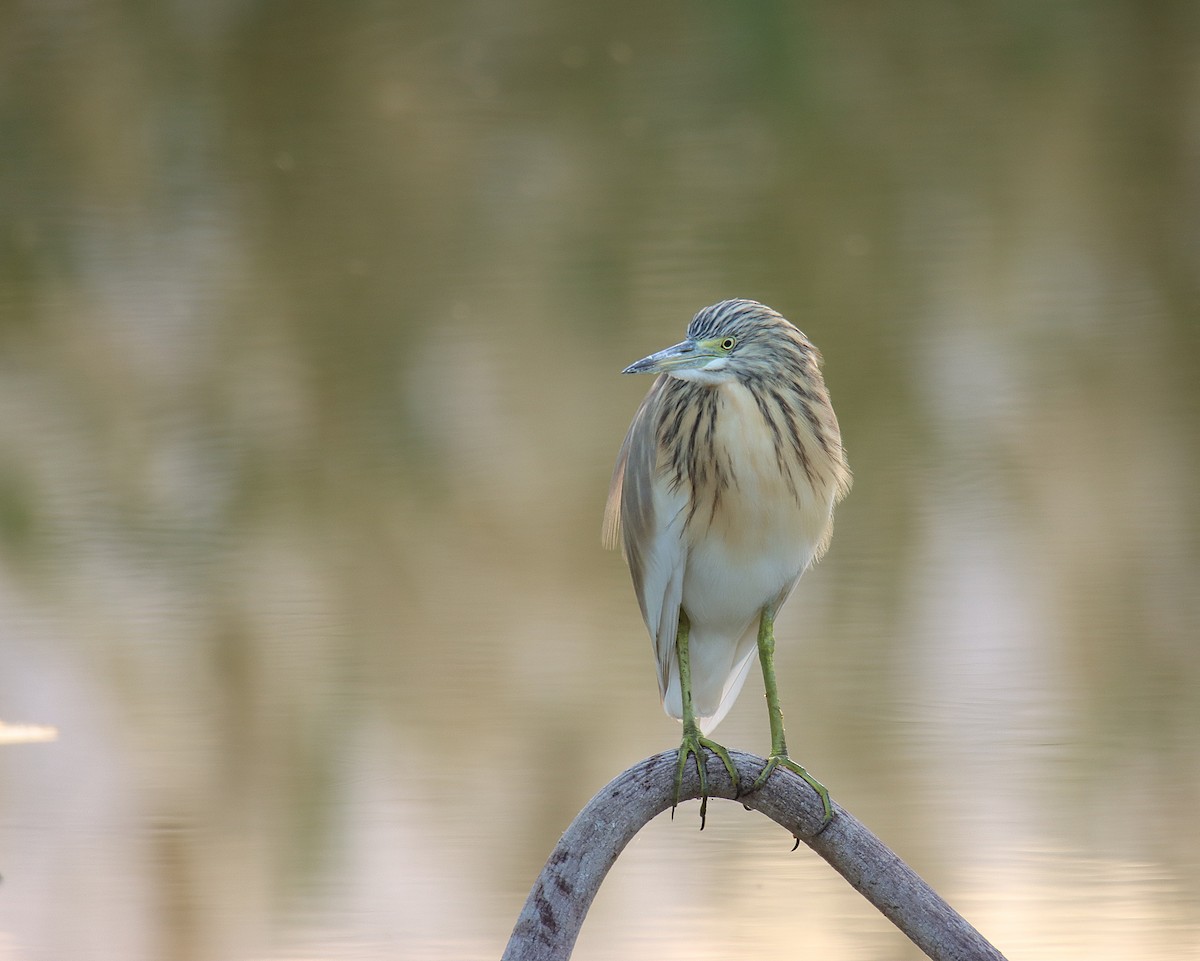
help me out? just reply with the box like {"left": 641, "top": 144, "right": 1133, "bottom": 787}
{"left": 503, "top": 749, "right": 1008, "bottom": 961}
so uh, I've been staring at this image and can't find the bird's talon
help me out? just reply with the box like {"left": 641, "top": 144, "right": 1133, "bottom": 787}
{"left": 673, "top": 732, "right": 739, "bottom": 829}
{"left": 699, "top": 736, "right": 740, "bottom": 797}
{"left": 749, "top": 754, "right": 834, "bottom": 825}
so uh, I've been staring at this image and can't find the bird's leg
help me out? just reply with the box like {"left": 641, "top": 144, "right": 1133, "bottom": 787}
{"left": 748, "top": 605, "right": 834, "bottom": 823}
{"left": 672, "top": 608, "right": 740, "bottom": 828}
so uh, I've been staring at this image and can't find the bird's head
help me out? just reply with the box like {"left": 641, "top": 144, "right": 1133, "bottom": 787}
{"left": 621, "top": 299, "right": 814, "bottom": 386}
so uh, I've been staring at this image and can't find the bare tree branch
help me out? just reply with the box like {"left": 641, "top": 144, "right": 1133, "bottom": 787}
{"left": 503, "top": 750, "right": 1008, "bottom": 961}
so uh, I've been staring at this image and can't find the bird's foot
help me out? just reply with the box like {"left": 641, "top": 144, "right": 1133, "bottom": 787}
{"left": 749, "top": 754, "right": 834, "bottom": 825}
{"left": 672, "top": 731, "right": 740, "bottom": 829}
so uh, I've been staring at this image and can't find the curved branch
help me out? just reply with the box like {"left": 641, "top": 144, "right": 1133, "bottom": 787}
{"left": 503, "top": 750, "right": 1007, "bottom": 961}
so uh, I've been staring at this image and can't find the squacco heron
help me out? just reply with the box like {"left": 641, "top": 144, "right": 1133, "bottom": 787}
{"left": 604, "top": 299, "right": 850, "bottom": 825}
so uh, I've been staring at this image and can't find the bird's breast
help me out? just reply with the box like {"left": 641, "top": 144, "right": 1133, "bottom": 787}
{"left": 673, "top": 381, "right": 835, "bottom": 618}
{"left": 705, "top": 382, "right": 831, "bottom": 541}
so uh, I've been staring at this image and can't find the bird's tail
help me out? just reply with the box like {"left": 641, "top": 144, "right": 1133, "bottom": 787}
{"left": 661, "top": 629, "right": 759, "bottom": 735}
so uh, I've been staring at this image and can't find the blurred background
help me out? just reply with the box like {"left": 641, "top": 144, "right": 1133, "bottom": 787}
{"left": 1, "top": 2, "right": 1198, "bottom": 959}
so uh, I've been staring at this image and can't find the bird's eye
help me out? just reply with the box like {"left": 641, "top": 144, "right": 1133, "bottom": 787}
{"left": 720, "top": 337, "right": 736, "bottom": 351}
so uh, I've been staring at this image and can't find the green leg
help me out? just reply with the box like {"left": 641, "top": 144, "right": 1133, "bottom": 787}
{"left": 672, "top": 608, "right": 740, "bottom": 828}
{"left": 748, "top": 605, "right": 834, "bottom": 823}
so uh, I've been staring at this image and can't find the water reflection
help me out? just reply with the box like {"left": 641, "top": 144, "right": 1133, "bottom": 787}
{"left": 2, "top": 2, "right": 1198, "bottom": 960}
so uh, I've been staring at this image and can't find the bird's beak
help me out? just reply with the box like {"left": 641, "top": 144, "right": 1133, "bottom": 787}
{"left": 622, "top": 339, "right": 713, "bottom": 375}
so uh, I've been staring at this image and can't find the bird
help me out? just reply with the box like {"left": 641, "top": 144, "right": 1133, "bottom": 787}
{"left": 604, "top": 299, "right": 851, "bottom": 825}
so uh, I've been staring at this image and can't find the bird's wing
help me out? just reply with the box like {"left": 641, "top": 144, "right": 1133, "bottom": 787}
{"left": 604, "top": 377, "right": 687, "bottom": 702}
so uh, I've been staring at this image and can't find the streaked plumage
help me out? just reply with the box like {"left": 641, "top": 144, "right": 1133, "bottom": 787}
{"left": 605, "top": 299, "right": 850, "bottom": 738}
